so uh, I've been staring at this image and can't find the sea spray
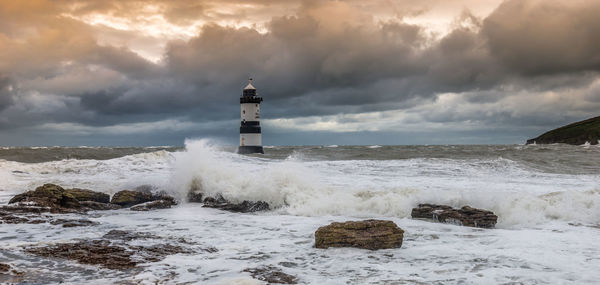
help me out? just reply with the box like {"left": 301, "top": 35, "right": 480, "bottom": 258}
{"left": 167, "top": 140, "right": 600, "bottom": 227}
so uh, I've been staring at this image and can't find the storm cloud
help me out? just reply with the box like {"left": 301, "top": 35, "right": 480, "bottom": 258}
{"left": 0, "top": 0, "right": 599, "bottom": 145}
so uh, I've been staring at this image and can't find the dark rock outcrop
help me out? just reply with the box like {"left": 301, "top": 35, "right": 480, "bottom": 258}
{"left": 314, "top": 219, "right": 404, "bottom": 250}
{"left": 243, "top": 266, "right": 298, "bottom": 284}
{"left": 187, "top": 191, "right": 203, "bottom": 203}
{"left": 0, "top": 210, "right": 45, "bottom": 224}
{"left": 110, "top": 190, "right": 176, "bottom": 207}
{"left": 79, "top": 201, "right": 121, "bottom": 210}
{"left": 202, "top": 195, "right": 270, "bottom": 213}
{"left": 130, "top": 200, "right": 175, "bottom": 211}
{"left": 102, "top": 230, "right": 158, "bottom": 241}
{"left": 526, "top": 115, "right": 600, "bottom": 145}
{"left": 65, "top": 188, "right": 110, "bottom": 203}
{"left": 411, "top": 204, "right": 498, "bottom": 228}
{"left": 25, "top": 239, "right": 190, "bottom": 270}
{"left": 8, "top": 184, "right": 82, "bottom": 213}
{"left": 50, "top": 219, "right": 98, "bottom": 227}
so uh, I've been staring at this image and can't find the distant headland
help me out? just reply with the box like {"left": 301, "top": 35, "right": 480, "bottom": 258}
{"left": 526, "top": 116, "right": 600, "bottom": 145}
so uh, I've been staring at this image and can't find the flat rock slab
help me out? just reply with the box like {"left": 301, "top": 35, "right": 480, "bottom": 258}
{"left": 411, "top": 204, "right": 498, "bottom": 228}
{"left": 315, "top": 219, "right": 404, "bottom": 250}
{"left": 25, "top": 239, "right": 190, "bottom": 270}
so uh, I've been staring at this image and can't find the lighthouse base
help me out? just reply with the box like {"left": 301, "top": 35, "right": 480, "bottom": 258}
{"left": 237, "top": 146, "right": 264, "bottom": 154}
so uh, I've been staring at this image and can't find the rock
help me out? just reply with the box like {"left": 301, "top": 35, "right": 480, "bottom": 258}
{"left": 243, "top": 266, "right": 298, "bottom": 284}
{"left": 79, "top": 201, "right": 121, "bottom": 210}
{"left": 187, "top": 191, "right": 203, "bottom": 203}
{"left": 25, "top": 239, "right": 190, "bottom": 270}
{"left": 202, "top": 195, "right": 270, "bottom": 213}
{"left": 102, "top": 230, "right": 158, "bottom": 241}
{"left": 26, "top": 240, "right": 137, "bottom": 270}
{"left": 50, "top": 219, "right": 98, "bottom": 227}
{"left": 314, "top": 219, "right": 404, "bottom": 250}
{"left": 411, "top": 204, "right": 498, "bottom": 228}
{"left": 0, "top": 263, "right": 24, "bottom": 282}
{"left": 7, "top": 184, "right": 82, "bottom": 213}
{"left": 0, "top": 209, "right": 46, "bottom": 224}
{"left": 110, "top": 190, "right": 176, "bottom": 207}
{"left": 64, "top": 188, "right": 110, "bottom": 203}
{"left": 526, "top": 115, "right": 600, "bottom": 145}
{"left": 130, "top": 200, "right": 174, "bottom": 211}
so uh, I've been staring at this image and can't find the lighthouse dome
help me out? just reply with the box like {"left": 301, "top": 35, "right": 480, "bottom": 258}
{"left": 242, "top": 78, "right": 257, "bottom": 97}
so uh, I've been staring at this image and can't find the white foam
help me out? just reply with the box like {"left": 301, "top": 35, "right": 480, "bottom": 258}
{"left": 167, "top": 140, "right": 600, "bottom": 228}
{"left": 2, "top": 142, "right": 600, "bottom": 283}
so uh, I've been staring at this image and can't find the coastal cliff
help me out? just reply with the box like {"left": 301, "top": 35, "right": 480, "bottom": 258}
{"left": 526, "top": 116, "right": 600, "bottom": 145}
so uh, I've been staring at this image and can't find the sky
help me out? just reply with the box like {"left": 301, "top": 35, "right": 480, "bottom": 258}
{"left": 0, "top": 0, "right": 599, "bottom": 146}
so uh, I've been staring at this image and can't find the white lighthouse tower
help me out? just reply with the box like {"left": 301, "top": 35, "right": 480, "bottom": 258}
{"left": 238, "top": 78, "right": 264, "bottom": 154}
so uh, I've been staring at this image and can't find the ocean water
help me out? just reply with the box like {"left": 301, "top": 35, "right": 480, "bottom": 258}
{"left": 1, "top": 140, "right": 599, "bottom": 284}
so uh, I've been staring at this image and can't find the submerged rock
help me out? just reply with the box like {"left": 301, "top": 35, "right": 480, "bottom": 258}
{"left": 79, "top": 201, "right": 121, "bottom": 210}
{"left": 102, "top": 230, "right": 158, "bottom": 241}
{"left": 202, "top": 195, "right": 270, "bottom": 213}
{"left": 110, "top": 190, "right": 176, "bottom": 207}
{"left": 411, "top": 204, "right": 498, "bottom": 228}
{"left": 130, "top": 200, "right": 175, "bottom": 211}
{"left": 8, "top": 184, "right": 82, "bottom": 213}
{"left": 50, "top": 219, "right": 98, "bottom": 227}
{"left": 0, "top": 263, "right": 24, "bottom": 282}
{"left": 65, "top": 188, "right": 110, "bottom": 203}
{"left": 243, "top": 266, "right": 298, "bottom": 284}
{"left": 25, "top": 239, "right": 190, "bottom": 270}
{"left": 0, "top": 210, "right": 45, "bottom": 224}
{"left": 314, "top": 219, "right": 404, "bottom": 250}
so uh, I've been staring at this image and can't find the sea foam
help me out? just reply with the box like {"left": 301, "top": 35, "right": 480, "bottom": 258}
{"left": 168, "top": 140, "right": 600, "bottom": 228}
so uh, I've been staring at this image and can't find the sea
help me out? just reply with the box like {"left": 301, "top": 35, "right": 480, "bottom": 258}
{"left": 1, "top": 140, "right": 599, "bottom": 284}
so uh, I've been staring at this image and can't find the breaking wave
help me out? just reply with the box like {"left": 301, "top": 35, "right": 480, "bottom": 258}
{"left": 170, "top": 140, "right": 600, "bottom": 228}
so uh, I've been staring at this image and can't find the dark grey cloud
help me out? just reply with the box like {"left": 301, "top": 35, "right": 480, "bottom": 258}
{"left": 1, "top": 0, "right": 600, "bottom": 146}
{"left": 482, "top": 0, "right": 600, "bottom": 75}
{"left": 0, "top": 76, "right": 13, "bottom": 111}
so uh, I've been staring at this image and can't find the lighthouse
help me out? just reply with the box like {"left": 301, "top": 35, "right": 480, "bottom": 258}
{"left": 238, "top": 78, "right": 264, "bottom": 154}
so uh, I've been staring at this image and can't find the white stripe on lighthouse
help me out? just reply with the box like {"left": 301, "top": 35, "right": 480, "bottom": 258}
{"left": 240, "top": 133, "right": 262, "bottom": 146}
{"left": 241, "top": 103, "right": 260, "bottom": 121}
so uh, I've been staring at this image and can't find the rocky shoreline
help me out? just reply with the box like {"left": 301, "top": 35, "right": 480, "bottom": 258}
{"left": 1, "top": 183, "right": 499, "bottom": 284}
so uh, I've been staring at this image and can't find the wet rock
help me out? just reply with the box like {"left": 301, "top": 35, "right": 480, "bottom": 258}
{"left": 130, "top": 200, "right": 175, "bottom": 211}
{"left": 102, "top": 230, "right": 158, "bottom": 241}
{"left": 187, "top": 191, "right": 203, "bottom": 203}
{"left": 243, "top": 266, "right": 298, "bottom": 284}
{"left": 0, "top": 204, "right": 49, "bottom": 215}
{"left": 26, "top": 240, "right": 137, "bottom": 270}
{"left": 411, "top": 204, "right": 498, "bottom": 228}
{"left": 65, "top": 188, "right": 110, "bottom": 203}
{"left": 0, "top": 263, "right": 24, "bottom": 282}
{"left": 110, "top": 190, "right": 176, "bottom": 207}
{"left": 202, "top": 195, "right": 270, "bottom": 213}
{"left": 80, "top": 201, "right": 121, "bottom": 210}
{"left": 314, "top": 219, "right": 404, "bottom": 250}
{"left": 25, "top": 239, "right": 190, "bottom": 270}
{"left": 0, "top": 210, "right": 45, "bottom": 224}
{"left": 50, "top": 219, "right": 98, "bottom": 227}
{"left": 7, "top": 184, "right": 82, "bottom": 213}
